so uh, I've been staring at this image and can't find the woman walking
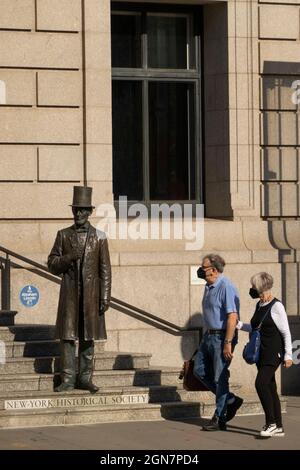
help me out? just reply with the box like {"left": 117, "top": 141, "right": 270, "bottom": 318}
{"left": 238, "top": 272, "right": 293, "bottom": 437}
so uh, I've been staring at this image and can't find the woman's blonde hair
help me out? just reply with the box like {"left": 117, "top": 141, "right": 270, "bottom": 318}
{"left": 250, "top": 272, "right": 273, "bottom": 294}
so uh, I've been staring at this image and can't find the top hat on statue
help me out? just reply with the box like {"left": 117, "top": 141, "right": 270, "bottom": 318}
{"left": 70, "top": 186, "right": 95, "bottom": 208}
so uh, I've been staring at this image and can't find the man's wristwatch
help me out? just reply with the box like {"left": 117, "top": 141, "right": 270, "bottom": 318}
{"left": 224, "top": 339, "right": 232, "bottom": 344}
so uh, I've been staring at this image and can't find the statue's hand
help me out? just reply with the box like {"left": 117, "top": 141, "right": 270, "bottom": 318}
{"left": 69, "top": 247, "right": 84, "bottom": 262}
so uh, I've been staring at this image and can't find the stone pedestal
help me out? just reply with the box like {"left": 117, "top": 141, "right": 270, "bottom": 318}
{"left": 0, "top": 310, "right": 17, "bottom": 326}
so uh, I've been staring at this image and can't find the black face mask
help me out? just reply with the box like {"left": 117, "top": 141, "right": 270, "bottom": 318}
{"left": 249, "top": 288, "right": 260, "bottom": 299}
{"left": 197, "top": 267, "right": 207, "bottom": 279}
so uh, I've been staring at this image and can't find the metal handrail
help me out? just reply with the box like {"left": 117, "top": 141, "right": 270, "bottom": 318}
{"left": 0, "top": 245, "right": 200, "bottom": 336}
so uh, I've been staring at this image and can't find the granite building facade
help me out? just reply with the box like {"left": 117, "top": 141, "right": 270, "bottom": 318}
{"left": 1, "top": 0, "right": 300, "bottom": 394}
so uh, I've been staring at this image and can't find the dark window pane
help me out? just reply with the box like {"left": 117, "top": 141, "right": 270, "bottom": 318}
{"left": 148, "top": 15, "right": 187, "bottom": 69}
{"left": 112, "top": 13, "right": 141, "bottom": 68}
{"left": 149, "top": 82, "right": 195, "bottom": 200}
{"left": 112, "top": 81, "right": 143, "bottom": 200}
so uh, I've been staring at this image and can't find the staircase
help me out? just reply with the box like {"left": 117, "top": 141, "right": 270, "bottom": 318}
{"left": 0, "top": 315, "right": 282, "bottom": 429}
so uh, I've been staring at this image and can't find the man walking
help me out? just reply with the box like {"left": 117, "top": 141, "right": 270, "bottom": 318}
{"left": 194, "top": 253, "right": 243, "bottom": 431}
{"left": 48, "top": 186, "right": 112, "bottom": 393}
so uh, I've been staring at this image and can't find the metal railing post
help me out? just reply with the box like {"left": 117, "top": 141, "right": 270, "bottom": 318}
{"left": 1, "top": 255, "right": 11, "bottom": 311}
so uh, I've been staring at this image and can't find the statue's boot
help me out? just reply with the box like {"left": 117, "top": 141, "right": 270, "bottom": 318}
{"left": 77, "top": 340, "right": 99, "bottom": 393}
{"left": 55, "top": 340, "right": 76, "bottom": 392}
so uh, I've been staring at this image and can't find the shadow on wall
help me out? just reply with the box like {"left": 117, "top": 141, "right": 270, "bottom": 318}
{"left": 203, "top": 2, "right": 232, "bottom": 219}
{"left": 180, "top": 312, "right": 202, "bottom": 361}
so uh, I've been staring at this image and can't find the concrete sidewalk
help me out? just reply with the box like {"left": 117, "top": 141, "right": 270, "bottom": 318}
{"left": 0, "top": 397, "right": 299, "bottom": 451}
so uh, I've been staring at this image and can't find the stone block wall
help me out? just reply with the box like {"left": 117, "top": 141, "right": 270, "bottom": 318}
{"left": 204, "top": 0, "right": 260, "bottom": 219}
{"left": 203, "top": 2, "right": 233, "bottom": 218}
{"left": 259, "top": 0, "right": 300, "bottom": 218}
{"left": 0, "top": 0, "right": 300, "bottom": 394}
{"left": 0, "top": 0, "right": 112, "bottom": 219}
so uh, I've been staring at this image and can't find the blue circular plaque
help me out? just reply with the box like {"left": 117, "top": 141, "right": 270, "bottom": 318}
{"left": 20, "top": 285, "right": 40, "bottom": 308}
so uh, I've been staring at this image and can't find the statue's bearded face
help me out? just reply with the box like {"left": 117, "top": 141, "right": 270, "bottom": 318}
{"left": 72, "top": 207, "right": 92, "bottom": 227}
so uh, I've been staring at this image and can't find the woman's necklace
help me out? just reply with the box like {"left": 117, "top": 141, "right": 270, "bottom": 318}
{"left": 260, "top": 294, "right": 273, "bottom": 305}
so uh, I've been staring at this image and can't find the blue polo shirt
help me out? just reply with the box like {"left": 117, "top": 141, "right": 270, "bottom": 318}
{"left": 202, "top": 275, "right": 240, "bottom": 330}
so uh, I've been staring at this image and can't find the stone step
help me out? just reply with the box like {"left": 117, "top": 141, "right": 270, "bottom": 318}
{"left": 0, "top": 368, "right": 183, "bottom": 393}
{"left": 0, "top": 390, "right": 280, "bottom": 429}
{"left": 0, "top": 384, "right": 240, "bottom": 404}
{"left": 0, "top": 352, "right": 151, "bottom": 375}
{"left": 0, "top": 367, "right": 256, "bottom": 400}
{"left": 7, "top": 340, "right": 106, "bottom": 357}
{"left": 0, "top": 386, "right": 276, "bottom": 417}
{"left": 0, "top": 401, "right": 201, "bottom": 429}
{"left": 0, "top": 385, "right": 191, "bottom": 410}
{"left": 0, "top": 386, "right": 214, "bottom": 409}
{"left": 0, "top": 325, "right": 56, "bottom": 342}
{"left": 0, "top": 325, "right": 106, "bottom": 356}
{"left": 194, "top": 394, "right": 286, "bottom": 418}
{"left": 3, "top": 340, "right": 60, "bottom": 358}
{"left": 3, "top": 340, "right": 122, "bottom": 359}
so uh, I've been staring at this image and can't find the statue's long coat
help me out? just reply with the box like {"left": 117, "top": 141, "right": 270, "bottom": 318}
{"left": 48, "top": 225, "right": 111, "bottom": 340}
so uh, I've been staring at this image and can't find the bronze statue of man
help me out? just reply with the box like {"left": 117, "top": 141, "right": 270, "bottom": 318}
{"left": 48, "top": 186, "right": 112, "bottom": 393}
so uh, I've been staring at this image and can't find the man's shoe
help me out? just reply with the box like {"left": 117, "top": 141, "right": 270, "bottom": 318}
{"left": 202, "top": 416, "right": 227, "bottom": 431}
{"left": 54, "top": 382, "right": 75, "bottom": 392}
{"left": 77, "top": 381, "right": 99, "bottom": 394}
{"left": 226, "top": 396, "right": 244, "bottom": 422}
